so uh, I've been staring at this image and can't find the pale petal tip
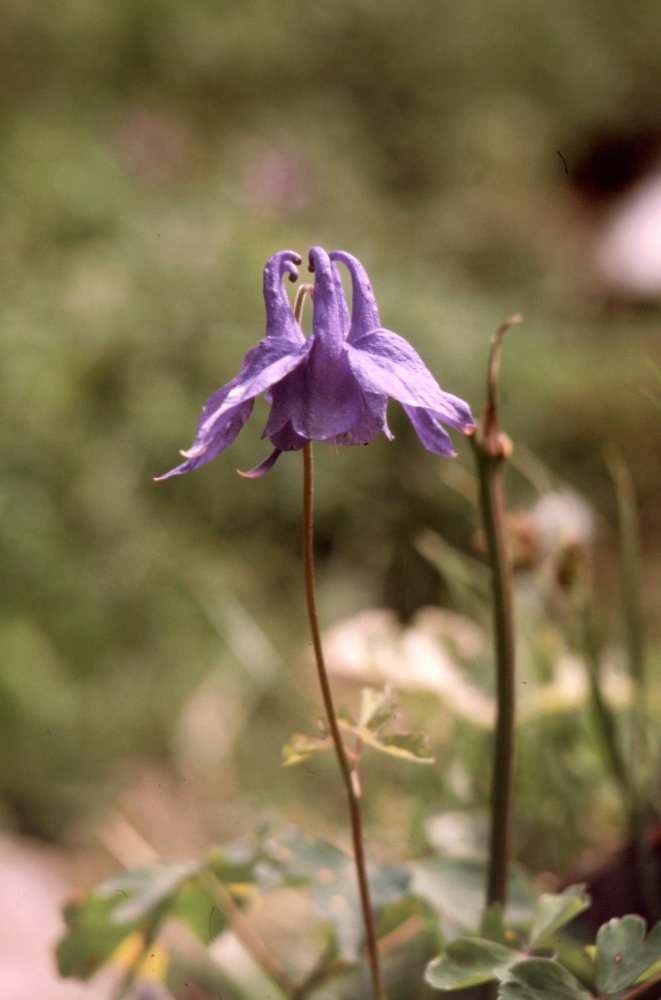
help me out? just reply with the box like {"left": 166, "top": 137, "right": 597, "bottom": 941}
{"left": 237, "top": 447, "right": 282, "bottom": 478}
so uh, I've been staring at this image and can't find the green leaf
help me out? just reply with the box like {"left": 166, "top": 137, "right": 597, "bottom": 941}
{"left": 595, "top": 914, "right": 661, "bottom": 994}
{"left": 362, "top": 729, "right": 435, "bottom": 764}
{"left": 312, "top": 859, "right": 411, "bottom": 963}
{"left": 499, "top": 958, "right": 591, "bottom": 999}
{"left": 410, "top": 856, "right": 536, "bottom": 932}
{"left": 529, "top": 884, "right": 591, "bottom": 948}
{"left": 281, "top": 731, "right": 333, "bottom": 766}
{"left": 376, "top": 893, "right": 438, "bottom": 940}
{"left": 169, "top": 879, "right": 227, "bottom": 943}
{"left": 263, "top": 826, "right": 350, "bottom": 885}
{"left": 57, "top": 891, "right": 138, "bottom": 980}
{"left": 57, "top": 860, "right": 202, "bottom": 982}
{"left": 358, "top": 686, "right": 395, "bottom": 731}
{"left": 425, "top": 937, "right": 520, "bottom": 989}
{"left": 99, "top": 861, "right": 202, "bottom": 923}
{"left": 206, "top": 837, "right": 269, "bottom": 890}
{"left": 368, "top": 861, "right": 412, "bottom": 907}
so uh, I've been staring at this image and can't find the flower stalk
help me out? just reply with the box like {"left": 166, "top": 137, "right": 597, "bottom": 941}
{"left": 155, "top": 246, "right": 473, "bottom": 999}
{"left": 302, "top": 443, "right": 386, "bottom": 1000}
{"left": 471, "top": 315, "right": 521, "bottom": 911}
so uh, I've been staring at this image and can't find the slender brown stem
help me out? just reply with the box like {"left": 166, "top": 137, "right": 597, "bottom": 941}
{"left": 201, "top": 871, "right": 297, "bottom": 997}
{"left": 623, "top": 971, "right": 661, "bottom": 1000}
{"left": 302, "top": 444, "right": 386, "bottom": 1000}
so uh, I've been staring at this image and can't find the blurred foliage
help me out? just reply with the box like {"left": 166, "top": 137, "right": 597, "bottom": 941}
{"left": 58, "top": 820, "right": 539, "bottom": 998}
{"left": 1, "top": 0, "right": 661, "bottom": 903}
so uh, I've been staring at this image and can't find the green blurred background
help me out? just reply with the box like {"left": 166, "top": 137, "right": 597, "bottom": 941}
{"left": 1, "top": 0, "right": 660, "bottom": 878}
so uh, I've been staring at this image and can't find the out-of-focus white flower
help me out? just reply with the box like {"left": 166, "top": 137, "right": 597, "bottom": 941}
{"left": 528, "top": 490, "right": 595, "bottom": 557}
{"left": 596, "top": 165, "right": 661, "bottom": 298}
{"left": 320, "top": 607, "right": 493, "bottom": 728}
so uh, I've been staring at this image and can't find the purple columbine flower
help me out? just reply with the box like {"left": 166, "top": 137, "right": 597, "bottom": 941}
{"left": 156, "top": 247, "right": 474, "bottom": 479}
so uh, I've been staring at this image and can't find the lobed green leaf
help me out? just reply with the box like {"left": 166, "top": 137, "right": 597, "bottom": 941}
{"left": 169, "top": 879, "right": 227, "bottom": 944}
{"left": 58, "top": 860, "right": 203, "bottom": 981}
{"left": 499, "top": 958, "right": 591, "bottom": 999}
{"left": 361, "top": 729, "right": 435, "bottom": 764}
{"left": 358, "top": 686, "right": 396, "bottom": 731}
{"left": 425, "top": 937, "right": 520, "bottom": 989}
{"left": 57, "top": 891, "right": 139, "bottom": 980}
{"left": 281, "top": 731, "right": 333, "bottom": 766}
{"left": 99, "top": 861, "right": 202, "bottom": 923}
{"left": 410, "top": 855, "right": 536, "bottom": 932}
{"left": 528, "top": 884, "right": 591, "bottom": 949}
{"left": 595, "top": 914, "right": 661, "bottom": 994}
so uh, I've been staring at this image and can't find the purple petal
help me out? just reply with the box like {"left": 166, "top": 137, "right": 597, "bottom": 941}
{"left": 155, "top": 399, "right": 254, "bottom": 479}
{"left": 261, "top": 361, "right": 306, "bottom": 439}
{"left": 329, "top": 250, "right": 381, "bottom": 341}
{"left": 332, "top": 261, "right": 351, "bottom": 338}
{"left": 347, "top": 328, "right": 474, "bottom": 430}
{"left": 370, "top": 392, "right": 395, "bottom": 441}
{"left": 158, "top": 250, "right": 308, "bottom": 480}
{"left": 266, "top": 345, "right": 374, "bottom": 441}
{"left": 194, "top": 339, "right": 313, "bottom": 444}
{"left": 266, "top": 387, "right": 386, "bottom": 449}
{"left": 265, "top": 420, "right": 309, "bottom": 452}
{"left": 308, "top": 246, "right": 346, "bottom": 360}
{"left": 237, "top": 448, "right": 282, "bottom": 478}
{"left": 193, "top": 250, "right": 309, "bottom": 439}
{"left": 331, "top": 391, "right": 391, "bottom": 445}
{"left": 403, "top": 405, "right": 456, "bottom": 457}
{"left": 263, "top": 250, "right": 305, "bottom": 347}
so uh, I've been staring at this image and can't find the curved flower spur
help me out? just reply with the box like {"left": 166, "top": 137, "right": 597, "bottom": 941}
{"left": 156, "top": 247, "right": 474, "bottom": 480}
